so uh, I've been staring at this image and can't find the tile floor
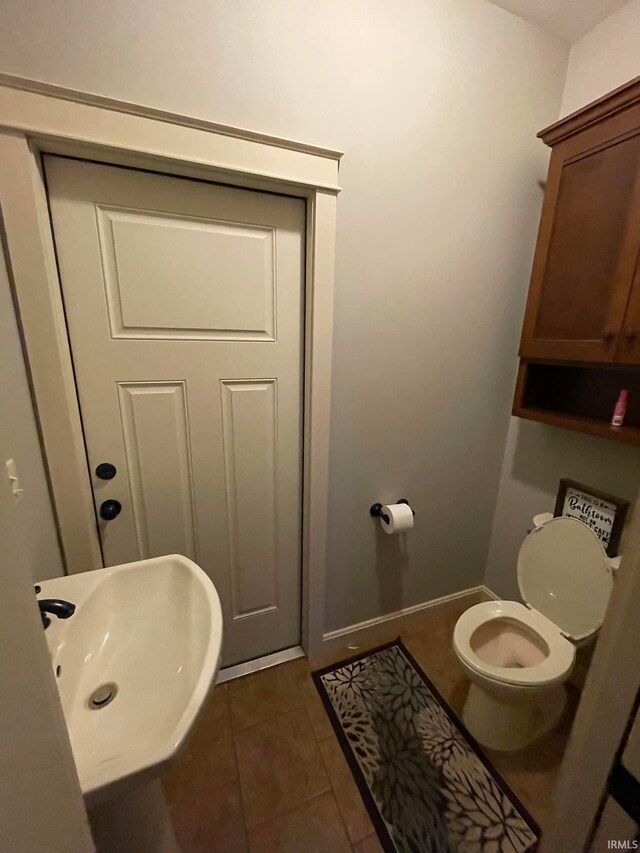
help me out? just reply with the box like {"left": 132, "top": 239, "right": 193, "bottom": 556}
{"left": 163, "top": 592, "right": 579, "bottom": 852}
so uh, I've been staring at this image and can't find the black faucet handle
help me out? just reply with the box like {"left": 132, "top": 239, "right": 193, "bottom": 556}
{"left": 37, "top": 598, "right": 76, "bottom": 629}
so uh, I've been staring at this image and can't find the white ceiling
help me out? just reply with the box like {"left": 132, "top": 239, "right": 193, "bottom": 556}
{"left": 487, "top": 0, "right": 630, "bottom": 41}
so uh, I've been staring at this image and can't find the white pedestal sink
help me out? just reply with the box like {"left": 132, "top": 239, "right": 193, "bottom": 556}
{"left": 38, "top": 554, "right": 223, "bottom": 852}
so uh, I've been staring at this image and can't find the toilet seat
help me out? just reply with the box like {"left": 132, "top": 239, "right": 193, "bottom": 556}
{"left": 517, "top": 516, "right": 612, "bottom": 642}
{"left": 453, "top": 600, "right": 576, "bottom": 688}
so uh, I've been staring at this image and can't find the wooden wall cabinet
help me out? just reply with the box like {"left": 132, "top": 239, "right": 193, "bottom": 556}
{"left": 514, "top": 77, "right": 640, "bottom": 446}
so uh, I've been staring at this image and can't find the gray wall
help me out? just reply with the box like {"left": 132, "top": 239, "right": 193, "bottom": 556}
{"left": 0, "top": 446, "right": 91, "bottom": 851}
{"left": 484, "top": 2, "right": 640, "bottom": 602}
{"left": 484, "top": 420, "right": 640, "bottom": 599}
{"left": 561, "top": 0, "right": 640, "bottom": 116}
{"left": 0, "top": 248, "right": 64, "bottom": 581}
{"left": 1, "top": 259, "right": 89, "bottom": 843}
{"left": 0, "top": 0, "right": 569, "bottom": 630}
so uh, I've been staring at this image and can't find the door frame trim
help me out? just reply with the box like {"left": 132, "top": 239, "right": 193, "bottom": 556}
{"left": 0, "top": 76, "right": 341, "bottom": 658}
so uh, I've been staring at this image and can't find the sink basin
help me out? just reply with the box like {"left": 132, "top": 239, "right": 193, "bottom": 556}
{"left": 38, "top": 554, "right": 223, "bottom": 806}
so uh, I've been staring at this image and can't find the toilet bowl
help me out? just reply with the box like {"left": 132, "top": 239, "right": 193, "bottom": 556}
{"left": 453, "top": 516, "right": 614, "bottom": 752}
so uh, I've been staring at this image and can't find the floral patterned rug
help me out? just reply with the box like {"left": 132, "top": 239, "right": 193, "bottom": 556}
{"left": 313, "top": 640, "right": 539, "bottom": 853}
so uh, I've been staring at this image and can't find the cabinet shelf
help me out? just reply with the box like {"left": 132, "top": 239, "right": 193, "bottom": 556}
{"left": 513, "top": 360, "right": 640, "bottom": 447}
{"left": 513, "top": 403, "right": 640, "bottom": 446}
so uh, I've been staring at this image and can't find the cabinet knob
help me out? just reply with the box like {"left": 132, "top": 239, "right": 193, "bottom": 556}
{"left": 602, "top": 330, "right": 615, "bottom": 342}
{"left": 624, "top": 330, "right": 637, "bottom": 342}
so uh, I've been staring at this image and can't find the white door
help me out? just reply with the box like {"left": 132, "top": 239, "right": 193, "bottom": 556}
{"left": 45, "top": 156, "right": 304, "bottom": 667}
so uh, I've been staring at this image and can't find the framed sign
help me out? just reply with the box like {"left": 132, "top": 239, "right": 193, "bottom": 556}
{"left": 554, "top": 479, "right": 629, "bottom": 557}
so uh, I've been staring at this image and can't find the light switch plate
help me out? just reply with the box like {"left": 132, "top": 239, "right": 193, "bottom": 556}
{"left": 5, "top": 458, "right": 24, "bottom": 503}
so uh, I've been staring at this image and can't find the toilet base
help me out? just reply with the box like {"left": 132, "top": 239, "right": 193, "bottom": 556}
{"left": 461, "top": 681, "right": 567, "bottom": 752}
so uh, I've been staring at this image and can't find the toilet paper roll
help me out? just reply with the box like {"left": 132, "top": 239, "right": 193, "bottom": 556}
{"left": 380, "top": 503, "right": 414, "bottom": 535}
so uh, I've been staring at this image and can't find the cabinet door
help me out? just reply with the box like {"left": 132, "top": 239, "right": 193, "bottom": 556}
{"left": 520, "top": 132, "right": 640, "bottom": 362}
{"left": 617, "top": 260, "right": 640, "bottom": 364}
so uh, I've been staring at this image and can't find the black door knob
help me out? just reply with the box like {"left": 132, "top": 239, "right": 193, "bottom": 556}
{"left": 99, "top": 499, "right": 122, "bottom": 521}
{"left": 95, "top": 462, "right": 117, "bottom": 480}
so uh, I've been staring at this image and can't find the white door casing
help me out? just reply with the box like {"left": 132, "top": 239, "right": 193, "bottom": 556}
{"left": 0, "top": 84, "right": 339, "bottom": 662}
{"left": 46, "top": 156, "right": 305, "bottom": 666}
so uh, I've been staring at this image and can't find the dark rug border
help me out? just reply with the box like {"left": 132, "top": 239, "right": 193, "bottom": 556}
{"left": 312, "top": 638, "right": 541, "bottom": 852}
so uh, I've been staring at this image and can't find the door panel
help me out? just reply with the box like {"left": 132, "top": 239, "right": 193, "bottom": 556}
{"left": 220, "top": 380, "right": 278, "bottom": 618}
{"left": 46, "top": 156, "right": 304, "bottom": 666}
{"left": 520, "top": 133, "right": 640, "bottom": 361}
{"left": 117, "top": 381, "right": 197, "bottom": 562}
{"left": 97, "top": 205, "right": 276, "bottom": 340}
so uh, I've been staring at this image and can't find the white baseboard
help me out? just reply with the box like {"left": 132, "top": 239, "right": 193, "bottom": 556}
{"left": 480, "top": 584, "right": 501, "bottom": 601}
{"left": 321, "top": 585, "right": 495, "bottom": 654}
{"left": 216, "top": 586, "right": 503, "bottom": 678}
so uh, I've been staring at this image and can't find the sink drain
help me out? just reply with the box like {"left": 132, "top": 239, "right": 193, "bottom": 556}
{"left": 88, "top": 682, "right": 118, "bottom": 709}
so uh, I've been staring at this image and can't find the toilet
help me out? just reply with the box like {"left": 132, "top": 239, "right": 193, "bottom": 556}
{"left": 453, "top": 516, "right": 614, "bottom": 752}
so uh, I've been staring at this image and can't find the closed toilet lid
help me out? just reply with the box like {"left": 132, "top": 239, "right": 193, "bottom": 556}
{"left": 517, "top": 517, "right": 613, "bottom": 642}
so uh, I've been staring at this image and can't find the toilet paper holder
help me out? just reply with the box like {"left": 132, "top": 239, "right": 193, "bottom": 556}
{"left": 370, "top": 499, "right": 415, "bottom": 525}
